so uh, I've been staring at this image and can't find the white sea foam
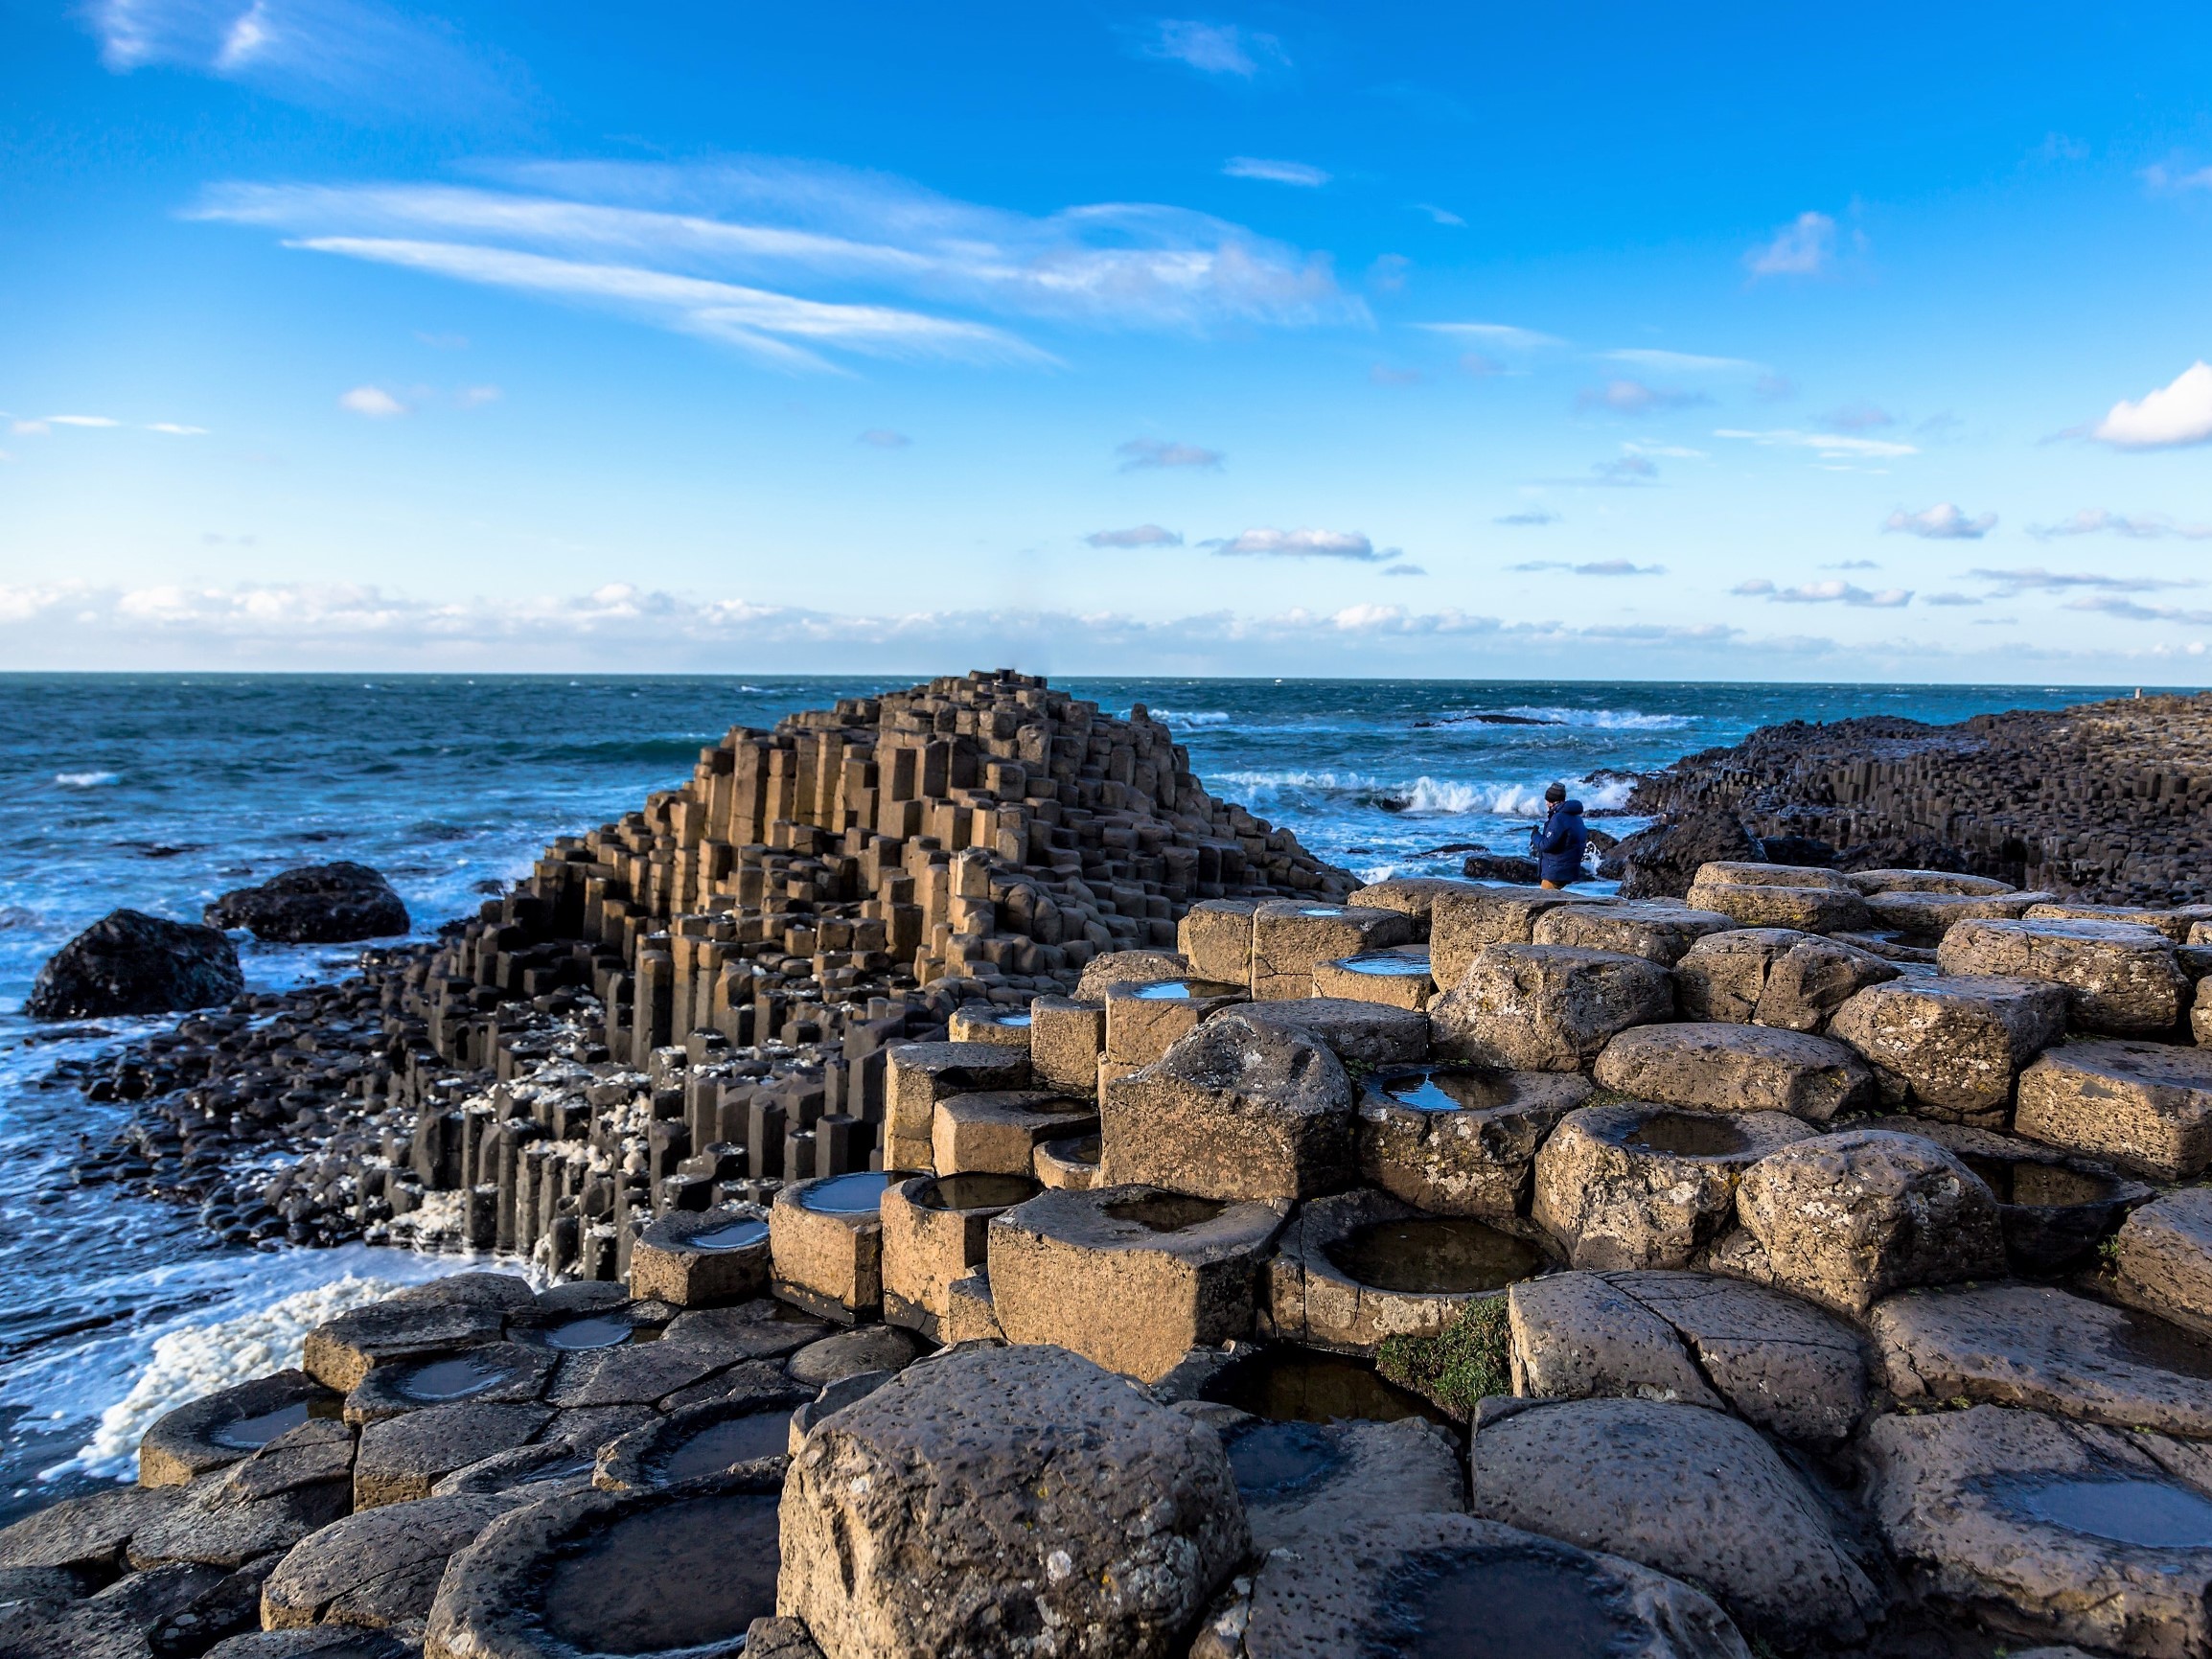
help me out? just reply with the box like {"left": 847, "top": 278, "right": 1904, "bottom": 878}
{"left": 54, "top": 771, "right": 119, "bottom": 788}
{"left": 1144, "top": 708, "right": 1232, "bottom": 729}
{"left": 8, "top": 1244, "right": 488, "bottom": 1486}
{"left": 1211, "top": 769, "right": 1634, "bottom": 817}
{"left": 1499, "top": 706, "right": 1692, "bottom": 730}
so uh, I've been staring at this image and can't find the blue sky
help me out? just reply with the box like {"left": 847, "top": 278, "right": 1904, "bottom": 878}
{"left": 4, "top": 2, "right": 2212, "bottom": 679}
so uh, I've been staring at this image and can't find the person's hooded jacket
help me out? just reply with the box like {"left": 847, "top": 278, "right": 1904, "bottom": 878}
{"left": 1532, "top": 799, "right": 1588, "bottom": 886}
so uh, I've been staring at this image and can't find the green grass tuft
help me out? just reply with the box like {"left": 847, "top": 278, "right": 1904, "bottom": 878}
{"left": 1374, "top": 1294, "right": 1511, "bottom": 1420}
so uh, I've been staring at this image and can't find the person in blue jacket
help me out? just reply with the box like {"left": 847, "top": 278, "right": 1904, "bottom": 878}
{"left": 1530, "top": 782, "right": 1588, "bottom": 888}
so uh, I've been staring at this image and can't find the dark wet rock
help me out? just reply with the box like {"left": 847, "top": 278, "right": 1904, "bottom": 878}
{"left": 1205, "top": 1410, "right": 1463, "bottom": 1553}
{"left": 126, "top": 1421, "right": 354, "bottom": 1571}
{"left": 343, "top": 1342, "right": 555, "bottom": 1424}
{"left": 1611, "top": 813, "right": 1763, "bottom": 901}
{"left": 261, "top": 1489, "right": 525, "bottom": 1629}
{"left": 786, "top": 1325, "right": 920, "bottom": 1388}
{"left": 426, "top": 1470, "right": 785, "bottom": 1659}
{"left": 1467, "top": 1395, "right": 1882, "bottom": 1645}
{"left": 779, "top": 1345, "right": 1248, "bottom": 1659}
{"left": 206, "top": 863, "right": 409, "bottom": 944}
{"left": 0, "top": 1487, "right": 178, "bottom": 1578}
{"left": 546, "top": 1301, "right": 825, "bottom": 1409}
{"left": 593, "top": 1385, "right": 812, "bottom": 1491}
{"left": 25, "top": 910, "right": 243, "bottom": 1020}
{"left": 1462, "top": 852, "right": 1541, "bottom": 884}
{"left": 302, "top": 1300, "right": 508, "bottom": 1395}
{"left": 204, "top": 1628, "right": 414, "bottom": 1659}
{"left": 138, "top": 1370, "right": 338, "bottom": 1488}
{"left": 1188, "top": 1510, "right": 1750, "bottom": 1659}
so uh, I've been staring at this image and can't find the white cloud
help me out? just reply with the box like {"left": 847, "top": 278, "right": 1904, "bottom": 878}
{"left": 1510, "top": 559, "right": 1665, "bottom": 576}
{"left": 1382, "top": 563, "right": 1426, "bottom": 577}
{"left": 2067, "top": 594, "right": 2212, "bottom": 625}
{"left": 1209, "top": 528, "right": 1389, "bottom": 562}
{"left": 1716, "top": 427, "right": 1919, "bottom": 460}
{"left": 1602, "top": 349, "right": 1763, "bottom": 375}
{"left": 1494, "top": 509, "right": 1558, "bottom": 526}
{"left": 198, "top": 166, "right": 1368, "bottom": 370}
{"left": 1414, "top": 203, "right": 1465, "bottom": 227}
{"left": 1883, "top": 503, "right": 1996, "bottom": 540}
{"left": 1745, "top": 211, "right": 1837, "bottom": 278}
{"left": 1118, "top": 437, "right": 1222, "bottom": 471}
{"left": 1223, "top": 157, "right": 1329, "bottom": 187}
{"left": 1417, "top": 322, "right": 1563, "bottom": 350}
{"left": 1085, "top": 524, "right": 1182, "bottom": 548}
{"left": 338, "top": 384, "right": 407, "bottom": 418}
{"left": 857, "top": 428, "right": 910, "bottom": 449}
{"left": 1144, "top": 20, "right": 1285, "bottom": 76}
{"left": 145, "top": 422, "right": 209, "bottom": 434}
{"left": 2091, "top": 362, "right": 2212, "bottom": 450}
{"left": 50, "top": 414, "right": 123, "bottom": 427}
{"left": 1924, "top": 593, "right": 1984, "bottom": 606}
{"left": 1578, "top": 380, "right": 1705, "bottom": 415}
{"left": 1738, "top": 578, "right": 1913, "bottom": 608}
{"left": 2029, "top": 508, "right": 2212, "bottom": 541}
{"left": 454, "top": 385, "right": 500, "bottom": 408}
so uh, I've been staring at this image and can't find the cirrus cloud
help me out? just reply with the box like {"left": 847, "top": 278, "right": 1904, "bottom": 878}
{"left": 1118, "top": 437, "right": 1222, "bottom": 471}
{"left": 1745, "top": 211, "right": 1837, "bottom": 278}
{"left": 2028, "top": 508, "right": 2212, "bottom": 541}
{"left": 1223, "top": 157, "right": 1329, "bottom": 187}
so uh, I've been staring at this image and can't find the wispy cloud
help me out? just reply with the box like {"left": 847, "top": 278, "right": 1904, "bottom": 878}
{"left": 84, "top": 0, "right": 516, "bottom": 119}
{"left": 1381, "top": 563, "right": 1426, "bottom": 577}
{"left": 1735, "top": 578, "right": 1913, "bottom": 608}
{"left": 2090, "top": 362, "right": 2212, "bottom": 450}
{"left": 1924, "top": 593, "right": 1984, "bottom": 606}
{"left": 1370, "top": 363, "right": 1422, "bottom": 386}
{"left": 1143, "top": 19, "right": 1286, "bottom": 77}
{"left": 46, "top": 415, "right": 123, "bottom": 428}
{"left": 1418, "top": 322, "right": 1562, "bottom": 351}
{"left": 1510, "top": 559, "right": 1666, "bottom": 576}
{"left": 1592, "top": 453, "right": 1659, "bottom": 483}
{"left": 1495, "top": 509, "right": 1558, "bottom": 527}
{"left": 857, "top": 428, "right": 910, "bottom": 449}
{"left": 1717, "top": 427, "right": 1918, "bottom": 460}
{"left": 1825, "top": 403, "right": 1895, "bottom": 432}
{"left": 197, "top": 163, "right": 1368, "bottom": 373}
{"left": 2067, "top": 594, "right": 2212, "bottom": 625}
{"left": 2144, "top": 163, "right": 2212, "bottom": 194}
{"left": 1745, "top": 211, "right": 1837, "bottom": 278}
{"left": 2028, "top": 508, "right": 2212, "bottom": 541}
{"left": 1578, "top": 380, "right": 1706, "bottom": 415}
{"left": 1223, "top": 157, "right": 1329, "bottom": 187}
{"left": 1884, "top": 503, "right": 1996, "bottom": 540}
{"left": 1967, "top": 567, "right": 2199, "bottom": 596}
{"left": 1207, "top": 528, "right": 1391, "bottom": 562}
{"left": 338, "top": 384, "right": 407, "bottom": 417}
{"left": 1085, "top": 524, "right": 1183, "bottom": 548}
{"left": 1602, "top": 348, "right": 1763, "bottom": 375}
{"left": 145, "top": 422, "right": 210, "bottom": 435}
{"left": 9, "top": 412, "right": 205, "bottom": 436}
{"left": 1414, "top": 203, "right": 1465, "bottom": 227}
{"left": 1118, "top": 437, "right": 1222, "bottom": 471}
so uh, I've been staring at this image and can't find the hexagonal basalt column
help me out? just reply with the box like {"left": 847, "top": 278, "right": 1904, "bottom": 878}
{"left": 1026, "top": 995, "right": 1106, "bottom": 1096}
{"left": 1033, "top": 1131, "right": 1101, "bottom": 1190}
{"left": 988, "top": 1185, "right": 1289, "bottom": 1381}
{"left": 946, "top": 1003, "right": 1035, "bottom": 1052}
{"left": 770, "top": 1172, "right": 893, "bottom": 1325}
{"left": 1250, "top": 901, "right": 1417, "bottom": 1000}
{"left": 1105, "top": 977, "right": 1249, "bottom": 1071}
{"left": 1263, "top": 1188, "right": 1555, "bottom": 1350}
{"left": 1355, "top": 1062, "right": 1592, "bottom": 1218}
{"left": 1310, "top": 947, "right": 1437, "bottom": 1009}
{"left": 881, "top": 1170, "right": 1042, "bottom": 1340}
{"left": 1533, "top": 1103, "right": 1815, "bottom": 1271}
{"left": 882, "top": 1041, "right": 1031, "bottom": 1172}
{"left": 931, "top": 1089, "right": 1097, "bottom": 1175}
{"left": 628, "top": 1207, "right": 772, "bottom": 1308}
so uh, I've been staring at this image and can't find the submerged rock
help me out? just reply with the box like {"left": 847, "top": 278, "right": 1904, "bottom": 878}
{"left": 205, "top": 863, "right": 409, "bottom": 944}
{"left": 25, "top": 909, "right": 242, "bottom": 1019}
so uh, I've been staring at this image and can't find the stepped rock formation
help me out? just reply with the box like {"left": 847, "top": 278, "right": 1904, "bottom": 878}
{"left": 1628, "top": 692, "right": 2212, "bottom": 905}
{"left": 35, "top": 676, "right": 2212, "bottom": 1658}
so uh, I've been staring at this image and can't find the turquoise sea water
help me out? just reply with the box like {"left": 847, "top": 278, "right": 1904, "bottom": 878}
{"left": 0, "top": 673, "right": 2134, "bottom": 1509}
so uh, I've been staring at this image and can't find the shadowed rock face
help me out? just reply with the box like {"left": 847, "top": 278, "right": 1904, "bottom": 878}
{"left": 205, "top": 863, "right": 410, "bottom": 944}
{"left": 25, "top": 909, "right": 242, "bottom": 1018}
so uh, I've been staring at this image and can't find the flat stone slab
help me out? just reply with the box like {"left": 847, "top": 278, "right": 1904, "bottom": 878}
{"left": 1825, "top": 975, "right": 2068, "bottom": 1122}
{"left": 546, "top": 1300, "right": 827, "bottom": 1408}
{"left": 2016, "top": 1038, "right": 2212, "bottom": 1181}
{"left": 262, "top": 1490, "right": 525, "bottom": 1630}
{"left": 628, "top": 1207, "right": 772, "bottom": 1308}
{"left": 931, "top": 1090, "right": 1097, "bottom": 1176}
{"left": 1230, "top": 997, "right": 1431, "bottom": 1069}
{"left": 1593, "top": 1023, "right": 1874, "bottom": 1122}
{"left": 353, "top": 1401, "right": 551, "bottom": 1509}
{"left": 1207, "top": 1410, "right": 1463, "bottom": 1554}
{"left": 1939, "top": 917, "right": 2188, "bottom": 1035}
{"left": 1685, "top": 880, "right": 1870, "bottom": 934}
{"left": 1673, "top": 928, "right": 1900, "bottom": 1032}
{"left": 1873, "top": 1283, "right": 2212, "bottom": 1438}
{"left": 1532, "top": 901, "right": 1736, "bottom": 967}
{"left": 1862, "top": 1402, "right": 2212, "bottom": 1655}
{"left": 1509, "top": 1270, "right": 1868, "bottom": 1447}
{"left": 988, "top": 1185, "right": 1288, "bottom": 1382}
{"left": 138, "top": 1370, "right": 336, "bottom": 1489}
{"left": 1467, "top": 1395, "right": 1882, "bottom": 1645}
{"left": 1429, "top": 886, "right": 1619, "bottom": 987}
{"left": 779, "top": 1345, "right": 1248, "bottom": 1659}
{"left": 1250, "top": 902, "right": 1417, "bottom": 1001}
{"left": 1188, "top": 1510, "right": 1750, "bottom": 1658}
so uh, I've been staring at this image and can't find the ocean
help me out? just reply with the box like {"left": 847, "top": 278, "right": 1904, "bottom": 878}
{"left": 0, "top": 673, "right": 2130, "bottom": 1515}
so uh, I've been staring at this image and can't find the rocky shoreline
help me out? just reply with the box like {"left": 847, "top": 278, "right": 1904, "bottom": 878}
{"left": 14, "top": 673, "right": 2212, "bottom": 1657}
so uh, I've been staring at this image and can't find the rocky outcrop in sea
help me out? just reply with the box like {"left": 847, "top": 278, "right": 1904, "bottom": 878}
{"left": 20, "top": 673, "right": 2212, "bottom": 1658}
